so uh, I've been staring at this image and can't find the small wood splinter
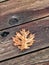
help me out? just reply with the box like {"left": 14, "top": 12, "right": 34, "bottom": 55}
{"left": 12, "top": 29, "right": 35, "bottom": 50}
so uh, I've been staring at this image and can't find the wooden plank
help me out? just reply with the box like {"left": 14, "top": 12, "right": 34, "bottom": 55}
{"left": 0, "top": 0, "right": 49, "bottom": 15}
{"left": 0, "top": 0, "right": 49, "bottom": 30}
{"left": 0, "top": 48, "right": 49, "bottom": 65}
{"left": 0, "top": 0, "right": 36, "bottom": 14}
{"left": 34, "top": 61, "right": 49, "bottom": 65}
{"left": 0, "top": 17, "right": 49, "bottom": 61}
{"left": 0, "top": 7, "right": 49, "bottom": 31}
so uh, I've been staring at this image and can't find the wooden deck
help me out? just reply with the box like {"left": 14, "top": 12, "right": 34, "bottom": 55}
{"left": 0, "top": 0, "right": 49, "bottom": 65}
{"left": 0, "top": 48, "right": 49, "bottom": 65}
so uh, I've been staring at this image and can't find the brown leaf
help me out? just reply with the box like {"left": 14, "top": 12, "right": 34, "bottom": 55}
{"left": 12, "top": 29, "right": 35, "bottom": 50}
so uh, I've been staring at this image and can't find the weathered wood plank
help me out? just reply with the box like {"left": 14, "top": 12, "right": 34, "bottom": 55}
{"left": 0, "top": 0, "right": 36, "bottom": 14}
{"left": 0, "top": 7, "right": 49, "bottom": 31}
{"left": 0, "top": 48, "right": 49, "bottom": 65}
{"left": 0, "top": 0, "right": 49, "bottom": 15}
{"left": 0, "top": 0, "right": 49, "bottom": 30}
{"left": 0, "top": 17, "right": 49, "bottom": 61}
{"left": 34, "top": 61, "right": 49, "bottom": 65}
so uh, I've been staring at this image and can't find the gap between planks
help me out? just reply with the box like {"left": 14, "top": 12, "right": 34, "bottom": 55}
{"left": 0, "top": 47, "right": 49, "bottom": 65}
{"left": 0, "top": 17, "right": 49, "bottom": 61}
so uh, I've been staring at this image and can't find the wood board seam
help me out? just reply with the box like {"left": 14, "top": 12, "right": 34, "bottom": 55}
{"left": 0, "top": 46, "right": 49, "bottom": 63}
{"left": 0, "top": 14, "right": 49, "bottom": 31}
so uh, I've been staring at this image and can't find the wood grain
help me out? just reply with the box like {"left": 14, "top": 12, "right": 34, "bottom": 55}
{"left": 0, "top": 48, "right": 49, "bottom": 65}
{"left": 0, "top": 0, "right": 49, "bottom": 64}
{"left": 0, "top": 0, "right": 49, "bottom": 30}
{"left": 0, "top": 17, "right": 49, "bottom": 61}
{"left": 0, "top": 0, "right": 49, "bottom": 15}
{"left": 0, "top": 7, "right": 49, "bottom": 30}
{"left": 34, "top": 62, "right": 49, "bottom": 65}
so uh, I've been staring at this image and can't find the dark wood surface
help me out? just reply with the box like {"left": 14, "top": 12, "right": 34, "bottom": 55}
{"left": 0, "top": 48, "right": 49, "bottom": 65}
{"left": 0, "top": 0, "right": 49, "bottom": 65}
{"left": 0, "top": 17, "right": 49, "bottom": 61}
{"left": 0, "top": 0, "right": 49, "bottom": 30}
{"left": 0, "top": 7, "right": 49, "bottom": 30}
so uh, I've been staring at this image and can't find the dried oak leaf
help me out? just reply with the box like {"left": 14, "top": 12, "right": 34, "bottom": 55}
{"left": 12, "top": 29, "right": 35, "bottom": 50}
